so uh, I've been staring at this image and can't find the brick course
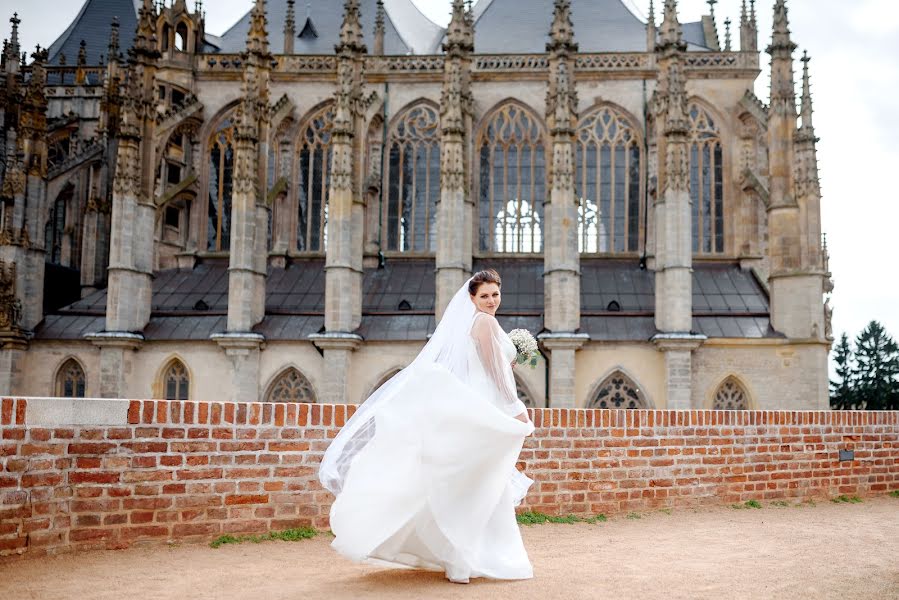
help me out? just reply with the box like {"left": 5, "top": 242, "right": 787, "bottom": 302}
{"left": 1, "top": 397, "right": 897, "bottom": 558}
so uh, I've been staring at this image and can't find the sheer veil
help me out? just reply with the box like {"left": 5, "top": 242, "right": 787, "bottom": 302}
{"left": 319, "top": 278, "right": 478, "bottom": 494}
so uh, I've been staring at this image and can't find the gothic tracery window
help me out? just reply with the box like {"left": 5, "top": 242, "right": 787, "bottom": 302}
{"left": 266, "top": 367, "right": 316, "bottom": 403}
{"left": 589, "top": 370, "right": 646, "bottom": 409}
{"left": 384, "top": 103, "right": 440, "bottom": 252}
{"left": 296, "top": 103, "right": 334, "bottom": 252}
{"left": 56, "top": 358, "right": 85, "bottom": 398}
{"left": 477, "top": 103, "right": 546, "bottom": 253}
{"left": 162, "top": 359, "right": 189, "bottom": 401}
{"left": 689, "top": 104, "right": 724, "bottom": 254}
{"left": 576, "top": 105, "right": 642, "bottom": 253}
{"left": 207, "top": 118, "right": 234, "bottom": 251}
{"left": 713, "top": 377, "right": 749, "bottom": 410}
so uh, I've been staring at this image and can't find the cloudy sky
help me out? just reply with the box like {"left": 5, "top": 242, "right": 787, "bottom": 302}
{"left": 1, "top": 0, "right": 897, "bottom": 351}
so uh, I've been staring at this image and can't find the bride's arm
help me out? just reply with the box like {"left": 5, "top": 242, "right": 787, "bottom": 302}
{"left": 471, "top": 313, "right": 530, "bottom": 423}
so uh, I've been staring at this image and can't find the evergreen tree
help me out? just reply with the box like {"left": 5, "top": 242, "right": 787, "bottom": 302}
{"left": 829, "top": 332, "right": 856, "bottom": 409}
{"left": 851, "top": 321, "right": 899, "bottom": 410}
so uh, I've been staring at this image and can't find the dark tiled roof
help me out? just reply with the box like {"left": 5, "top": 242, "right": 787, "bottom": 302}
{"left": 472, "top": 0, "right": 648, "bottom": 54}
{"left": 46, "top": 0, "right": 138, "bottom": 66}
{"left": 218, "top": 0, "right": 444, "bottom": 55}
{"left": 363, "top": 260, "right": 436, "bottom": 312}
{"left": 35, "top": 259, "right": 772, "bottom": 342}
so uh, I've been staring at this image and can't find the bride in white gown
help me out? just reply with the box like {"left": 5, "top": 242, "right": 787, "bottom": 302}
{"left": 319, "top": 269, "right": 535, "bottom": 584}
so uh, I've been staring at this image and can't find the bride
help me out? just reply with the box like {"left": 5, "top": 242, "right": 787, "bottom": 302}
{"left": 319, "top": 269, "right": 535, "bottom": 584}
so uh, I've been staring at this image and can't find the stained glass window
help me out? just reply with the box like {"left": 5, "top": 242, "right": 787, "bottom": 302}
{"left": 713, "top": 377, "right": 749, "bottom": 410}
{"left": 266, "top": 368, "right": 316, "bottom": 403}
{"left": 56, "top": 359, "right": 85, "bottom": 398}
{"left": 163, "top": 359, "right": 189, "bottom": 401}
{"left": 384, "top": 103, "right": 440, "bottom": 252}
{"left": 576, "top": 106, "right": 642, "bottom": 253}
{"left": 589, "top": 370, "right": 646, "bottom": 409}
{"left": 477, "top": 103, "right": 546, "bottom": 253}
{"left": 689, "top": 104, "right": 724, "bottom": 254}
{"left": 297, "top": 103, "right": 334, "bottom": 252}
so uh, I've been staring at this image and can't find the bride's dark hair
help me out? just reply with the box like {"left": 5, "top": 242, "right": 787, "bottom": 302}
{"left": 468, "top": 269, "right": 502, "bottom": 295}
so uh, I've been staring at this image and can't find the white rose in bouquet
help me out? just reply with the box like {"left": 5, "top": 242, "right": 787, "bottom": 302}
{"left": 507, "top": 329, "right": 539, "bottom": 368}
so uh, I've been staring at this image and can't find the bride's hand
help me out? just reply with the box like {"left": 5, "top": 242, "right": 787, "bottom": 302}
{"left": 514, "top": 412, "right": 530, "bottom": 424}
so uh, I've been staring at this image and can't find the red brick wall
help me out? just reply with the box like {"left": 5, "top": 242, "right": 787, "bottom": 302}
{"left": 1, "top": 397, "right": 898, "bottom": 558}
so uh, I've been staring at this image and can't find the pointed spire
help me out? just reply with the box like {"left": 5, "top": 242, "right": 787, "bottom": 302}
{"left": 9, "top": 12, "right": 20, "bottom": 57}
{"left": 707, "top": 0, "right": 717, "bottom": 20}
{"left": 646, "top": 0, "right": 656, "bottom": 52}
{"left": 337, "top": 0, "right": 365, "bottom": 53}
{"left": 373, "top": 0, "right": 385, "bottom": 55}
{"left": 798, "top": 50, "right": 816, "bottom": 139}
{"left": 284, "top": 0, "right": 296, "bottom": 53}
{"left": 246, "top": 0, "right": 270, "bottom": 55}
{"left": 767, "top": 0, "right": 796, "bottom": 104}
{"left": 547, "top": 0, "right": 577, "bottom": 54}
{"left": 133, "top": 0, "right": 159, "bottom": 55}
{"left": 108, "top": 17, "right": 121, "bottom": 59}
{"left": 740, "top": 0, "right": 757, "bottom": 51}
{"left": 657, "top": 0, "right": 685, "bottom": 52}
{"left": 445, "top": 0, "right": 474, "bottom": 54}
{"left": 770, "top": 0, "right": 794, "bottom": 51}
{"left": 724, "top": 17, "right": 731, "bottom": 51}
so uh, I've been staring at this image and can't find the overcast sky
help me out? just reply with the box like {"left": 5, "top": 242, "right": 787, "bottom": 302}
{"left": 1, "top": 0, "right": 897, "bottom": 351}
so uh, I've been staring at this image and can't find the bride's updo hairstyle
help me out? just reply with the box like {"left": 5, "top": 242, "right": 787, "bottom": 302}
{"left": 469, "top": 269, "right": 502, "bottom": 296}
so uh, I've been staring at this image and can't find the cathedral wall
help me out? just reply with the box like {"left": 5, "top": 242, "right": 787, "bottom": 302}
{"left": 576, "top": 79, "right": 653, "bottom": 129}
{"left": 576, "top": 343, "right": 666, "bottom": 409}
{"left": 472, "top": 81, "right": 547, "bottom": 119}
{"left": 692, "top": 341, "right": 830, "bottom": 410}
{"left": 20, "top": 342, "right": 100, "bottom": 397}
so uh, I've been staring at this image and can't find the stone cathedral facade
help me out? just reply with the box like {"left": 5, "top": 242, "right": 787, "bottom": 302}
{"left": 0, "top": 0, "right": 832, "bottom": 410}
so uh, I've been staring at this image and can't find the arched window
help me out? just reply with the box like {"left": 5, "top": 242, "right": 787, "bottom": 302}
{"left": 367, "top": 368, "right": 402, "bottom": 400}
{"left": 207, "top": 118, "right": 235, "bottom": 251}
{"left": 713, "top": 377, "right": 749, "bottom": 410}
{"left": 266, "top": 367, "right": 316, "bottom": 403}
{"left": 689, "top": 104, "right": 724, "bottom": 254}
{"left": 175, "top": 22, "right": 188, "bottom": 52}
{"left": 588, "top": 370, "right": 646, "bottom": 409}
{"left": 56, "top": 359, "right": 85, "bottom": 398}
{"left": 296, "top": 103, "right": 334, "bottom": 252}
{"left": 162, "top": 359, "right": 189, "bottom": 401}
{"left": 477, "top": 103, "right": 545, "bottom": 253}
{"left": 576, "top": 105, "right": 642, "bottom": 253}
{"left": 384, "top": 103, "right": 440, "bottom": 252}
{"left": 515, "top": 376, "right": 535, "bottom": 408}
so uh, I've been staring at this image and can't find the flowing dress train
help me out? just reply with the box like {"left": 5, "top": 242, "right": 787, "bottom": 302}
{"left": 328, "top": 312, "right": 534, "bottom": 580}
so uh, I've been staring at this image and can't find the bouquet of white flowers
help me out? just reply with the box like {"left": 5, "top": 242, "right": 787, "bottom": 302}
{"left": 507, "top": 329, "right": 539, "bottom": 368}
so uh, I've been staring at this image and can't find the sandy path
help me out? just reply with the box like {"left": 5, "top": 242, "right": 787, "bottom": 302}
{"left": 3, "top": 497, "right": 898, "bottom": 600}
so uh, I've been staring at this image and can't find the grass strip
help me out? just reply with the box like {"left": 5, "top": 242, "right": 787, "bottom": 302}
{"left": 210, "top": 526, "right": 318, "bottom": 548}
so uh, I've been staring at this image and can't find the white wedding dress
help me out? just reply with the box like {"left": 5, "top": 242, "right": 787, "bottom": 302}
{"left": 325, "top": 309, "right": 535, "bottom": 581}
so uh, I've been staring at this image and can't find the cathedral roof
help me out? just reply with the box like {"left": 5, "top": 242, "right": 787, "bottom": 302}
{"left": 217, "top": 0, "right": 445, "bottom": 55}
{"left": 46, "top": 0, "right": 139, "bottom": 65}
{"left": 36, "top": 261, "right": 776, "bottom": 343}
{"left": 470, "top": 0, "right": 712, "bottom": 53}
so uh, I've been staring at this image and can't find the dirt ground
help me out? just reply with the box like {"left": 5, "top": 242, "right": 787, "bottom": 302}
{"left": 3, "top": 496, "right": 898, "bottom": 600}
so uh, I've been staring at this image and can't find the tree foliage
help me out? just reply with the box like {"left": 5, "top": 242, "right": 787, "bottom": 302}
{"left": 831, "top": 321, "right": 899, "bottom": 410}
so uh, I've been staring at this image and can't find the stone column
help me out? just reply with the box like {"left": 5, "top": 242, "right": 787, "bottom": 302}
{"left": 435, "top": 0, "right": 474, "bottom": 319}
{"left": 90, "top": 1, "right": 160, "bottom": 397}
{"left": 212, "top": 0, "right": 271, "bottom": 402}
{"left": 310, "top": 0, "right": 366, "bottom": 403}
{"left": 540, "top": 0, "right": 586, "bottom": 408}
{"left": 652, "top": 1, "right": 704, "bottom": 407}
